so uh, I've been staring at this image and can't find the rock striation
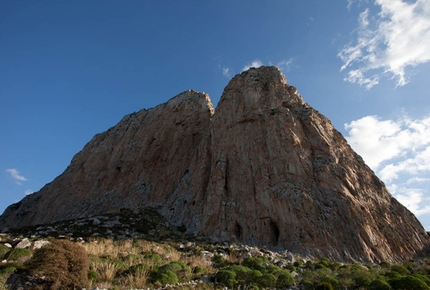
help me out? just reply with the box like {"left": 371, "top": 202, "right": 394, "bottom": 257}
{"left": 1, "top": 66, "right": 429, "bottom": 263}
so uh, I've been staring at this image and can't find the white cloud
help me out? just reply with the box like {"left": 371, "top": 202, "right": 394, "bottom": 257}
{"left": 389, "top": 185, "right": 430, "bottom": 216}
{"left": 242, "top": 59, "right": 264, "bottom": 71}
{"left": 25, "top": 189, "right": 34, "bottom": 195}
{"left": 407, "top": 177, "right": 430, "bottom": 184}
{"left": 339, "top": 0, "right": 430, "bottom": 88}
{"left": 344, "top": 115, "right": 430, "bottom": 169}
{"left": 345, "top": 114, "right": 430, "bottom": 216}
{"left": 222, "top": 67, "right": 231, "bottom": 78}
{"left": 6, "top": 168, "right": 28, "bottom": 185}
{"left": 242, "top": 59, "right": 295, "bottom": 73}
{"left": 276, "top": 58, "right": 294, "bottom": 72}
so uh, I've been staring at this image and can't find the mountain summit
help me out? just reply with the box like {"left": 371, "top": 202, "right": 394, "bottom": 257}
{"left": 1, "top": 66, "right": 428, "bottom": 262}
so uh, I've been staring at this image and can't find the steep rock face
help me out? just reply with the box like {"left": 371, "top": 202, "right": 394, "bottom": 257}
{"left": 182, "top": 67, "right": 429, "bottom": 262}
{"left": 1, "top": 66, "right": 429, "bottom": 263}
{"left": 0, "top": 90, "right": 214, "bottom": 228}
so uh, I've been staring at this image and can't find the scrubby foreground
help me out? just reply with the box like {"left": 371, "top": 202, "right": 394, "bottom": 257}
{"left": 2, "top": 234, "right": 430, "bottom": 290}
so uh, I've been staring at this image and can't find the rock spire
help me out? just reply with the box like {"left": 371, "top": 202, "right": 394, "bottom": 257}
{"left": 1, "top": 66, "right": 428, "bottom": 262}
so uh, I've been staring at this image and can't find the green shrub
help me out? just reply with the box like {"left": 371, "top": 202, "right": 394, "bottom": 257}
{"left": 315, "top": 262, "right": 328, "bottom": 269}
{"left": 413, "top": 273, "right": 430, "bottom": 286}
{"left": 111, "top": 259, "right": 126, "bottom": 269}
{"left": 156, "top": 261, "right": 192, "bottom": 282}
{"left": 257, "top": 273, "right": 276, "bottom": 288}
{"left": 329, "top": 261, "right": 342, "bottom": 270}
{"left": 226, "top": 265, "right": 252, "bottom": 285}
{"left": 403, "top": 261, "right": 418, "bottom": 271}
{"left": 355, "top": 274, "right": 372, "bottom": 288}
{"left": 0, "top": 266, "right": 16, "bottom": 275}
{"left": 321, "top": 276, "right": 340, "bottom": 289}
{"left": 26, "top": 239, "right": 89, "bottom": 290}
{"left": 215, "top": 269, "right": 237, "bottom": 288}
{"left": 294, "top": 261, "right": 303, "bottom": 268}
{"left": 315, "top": 282, "right": 334, "bottom": 290}
{"left": 380, "top": 261, "right": 391, "bottom": 269}
{"left": 369, "top": 279, "right": 392, "bottom": 290}
{"left": 389, "top": 276, "right": 430, "bottom": 290}
{"left": 88, "top": 269, "right": 98, "bottom": 285}
{"left": 319, "top": 258, "right": 331, "bottom": 267}
{"left": 276, "top": 271, "right": 294, "bottom": 288}
{"left": 157, "top": 270, "right": 178, "bottom": 285}
{"left": 0, "top": 244, "right": 9, "bottom": 259}
{"left": 143, "top": 253, "right": 163, "bottom": 265}
{"left": 384, "top": 271, "right": 402, "bottom": 279}
{"left": 129, "top": 263, "right": 150, "bottom": 274}
{"left": 212, "top": 254, "right": 226, "bottom": 267}
{"left": 390, "top": 264, "right": 410, "bottom": 275}
{"left": 3, "top": 248, "right": 31, "bottom": 261}
{"left": 300, "top": 279, "right": 315, "bottom": 290}
{"left": 123, "top": 253, "right": 140, "bottom": 261}
{"left": 193, "top": 265, "right": 208, "bottom": 275}
{"left": 242, "top": 256, "right": 268, "bottom": 272}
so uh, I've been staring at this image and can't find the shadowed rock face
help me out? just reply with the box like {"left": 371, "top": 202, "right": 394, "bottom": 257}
{"left": 1, "top": 66, "right": 429, "bottom": 262}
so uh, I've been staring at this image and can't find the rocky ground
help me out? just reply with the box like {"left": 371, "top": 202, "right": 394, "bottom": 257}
{"left": 1, "top": 209, "right": 430, "bottom": 289}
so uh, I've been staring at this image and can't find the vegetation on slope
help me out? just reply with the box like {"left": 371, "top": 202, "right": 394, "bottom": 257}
{"left": 1, "top": 235, "right": 430, "bottom": 289}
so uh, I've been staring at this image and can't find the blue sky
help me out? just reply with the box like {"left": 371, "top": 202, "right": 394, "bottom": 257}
{"left": 2, "top": 1, "right": 430, "bottom": 229}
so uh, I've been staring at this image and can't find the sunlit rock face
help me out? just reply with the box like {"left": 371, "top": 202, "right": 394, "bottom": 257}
{"left": 1, "top": 66, "right": 428, "bottom": 263}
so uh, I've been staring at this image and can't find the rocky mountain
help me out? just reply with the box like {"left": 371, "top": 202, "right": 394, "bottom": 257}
{"left": 1, "top": 66, "right": 429, "bottom": 263}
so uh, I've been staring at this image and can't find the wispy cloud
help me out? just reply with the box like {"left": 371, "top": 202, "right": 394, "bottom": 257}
{"left": 389, "top": 185, "right": 430, "bottom": 216}
{"left": 339, "top": 0, "right": 430, "bottom": 88}
{"left": 242, "top": 58, "right": 295, "bottom": 72}
{"left": 344, "top": 114, "right": 430, "bottom": 216}
{"left": 6, "top": 168, "right": 28, "bottom": 185}
{"left": 275, "top": 58, "right": 295, "bottom": 72}
{"left": 25, "top": 189, "right": 34, "bottom": 195}
{"left": 222, "top": 67, "right": 231, "bottom": 78}
{"left": 242, "top": 59, "right": 264, "bottom": 71}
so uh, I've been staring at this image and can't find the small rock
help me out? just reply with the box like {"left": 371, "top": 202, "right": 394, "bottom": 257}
{"left": 16, "top": 238, "right": 31, "bottom": 249}
{"left": 92, "top": 218, "right": 101, "bottom": 225}
{"left": 31, "top": 240, "right": 50, "bottom": 250}
{"left": 186, "top": 241, "right": 195, "bottom": 247}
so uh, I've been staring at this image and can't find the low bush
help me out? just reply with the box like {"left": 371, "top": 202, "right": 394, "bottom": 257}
{"left": 315, "top": 281, "right": 334, "bottom": 290}
{"left": 276, "top": 271, "right": 294, "bottom": 288}
{"left": 3, "top": 248, "right": 31, "bottom": 262}
{"left": 0, "top": 245, "right": 9, "bottom": 259}
{"left": 143, "top": 252, "right": 163, "bottom": 265}
{"left": 389, "top": 275, "right": 430, "bottom": 290}
{"left": 129, "top": 263, "right": 150, "bottom": 274}
{"left": 156, "top": 270, "right": 178, "bottom": 285}
{"left": 88, "top": 269, "right": 98, "bottom": 285}
{"left": 156, "top": 261, "right": 191, "bottom": 282}
{"left": 25, "top": 239, "right": 89, "bottom": 289}
{"left": 390, "top": 265, "right": 410, "bottom": 275}
{"left": 369, "top": 278, "right": 392, "bottom": 290}
{"left": 215, "top": 269, "right": 237, "bottom": 288}
{"left": 0, "top": 266, "right": 16, "bottom": 275}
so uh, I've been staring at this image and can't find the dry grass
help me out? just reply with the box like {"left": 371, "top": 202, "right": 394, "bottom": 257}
{"left": 226, "top": 253, "right": 243, "bottom": 264}
{"left": 184, "top": 255, "right": 212, "bottom": 268}
{"left": 124, "top": 271, "right": 149, "bottom": 288}
{"left": 92, "top": 281, "right": 114, "bottom": 289}
{"left": 94, "top": 261, "right": 119, "bottom": 282}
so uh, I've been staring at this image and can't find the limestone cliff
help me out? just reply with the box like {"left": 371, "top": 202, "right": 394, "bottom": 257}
{"left": 1, "top": 66, "right": 428, "bottom": 263}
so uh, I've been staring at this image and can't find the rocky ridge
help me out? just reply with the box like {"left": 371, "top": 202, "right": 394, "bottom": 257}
{"left": 1, "top": 66, "right": 429, "bottom": 263}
